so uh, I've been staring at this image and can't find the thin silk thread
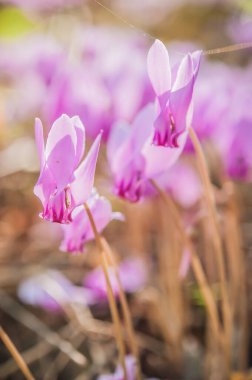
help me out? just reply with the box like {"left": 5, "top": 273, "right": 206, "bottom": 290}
{"left": 92, "top": 0, "right": 252, "bottom": 56}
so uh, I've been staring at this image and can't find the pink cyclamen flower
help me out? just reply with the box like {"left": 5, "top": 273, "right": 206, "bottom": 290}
{"left": 153, "top": 160, "right": 202, "bottom": 208}
{"left": 147, "top": 39, "right": 202, "bottom": 147}
{"left": 84, "top": 257, "right": 147, "bottom": 301}
{"left": 34, "top": 114, "right": 102, "bottom": 223}
{"left": 60, "top": 190, "right": 124, "bottom": 253}
{"left": 108, "top": 104, "right": 188, "bottom": 202}
{"left": 18, "top": 270, "right": 96, "bottom": 312}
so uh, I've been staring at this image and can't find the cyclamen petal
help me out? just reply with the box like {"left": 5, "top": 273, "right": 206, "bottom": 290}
{"left": 71, "top": 131, "right": 102, "bottom": 207}
{"left": 142, "top": 130, "right": 188, "bottom": 178}
{"left": 34, "top": 114, "right": 101, "bottom": 223}
{"left": 34, "top": 118, "right": 45, "bottom": 169}
{"left": 147, "top": 39, "right": 171, "bottom": 96}
{"left": 71, "top": 115, "right": 86, "bottom": 167}
{"left": 45, "top": 114, "right": 78, "bottom": 191}
{"left": 172, "top": 54, "right": 193, "bottom": 92}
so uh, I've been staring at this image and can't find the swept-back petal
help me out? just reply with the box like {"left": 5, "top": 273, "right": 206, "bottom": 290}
{"left": 71, "top": 115, "right": 86, "bottom": 166}
{"left": 34, "top": 165, "right": 56, "bottom": 208}
{"left": 147, "top": 39, "right": 171, "bottom": 96}
{"left": 47, "top": 135, "right": 77, "bottom": 192}
{"left": 45, "top": 114, "right": 77, "bottom": 159}
{"left": 84, "top": 194, "right": 113, "bottom": 240}
{"left": 131, "top": 103, "right": 155, "bottom": 152}
{"left": 107, "top": 121, "right": 131, "bottom": 172}
{"left": 71, "top": 132, "right": 102, "bottom": 206}
{"left": 173, "top": 50, "right": 202, "bottom": 92}
{"left": 45, "top": 114, "right": 77, "bottom": 191}
{"left": 35, "top": 118, "right": 45, "bottom": 169}
{"left": 172, "top": 54, "right": 193, "bottom": 92}
{"left": 108, "top": 104, "right": 155, "bottom": 176}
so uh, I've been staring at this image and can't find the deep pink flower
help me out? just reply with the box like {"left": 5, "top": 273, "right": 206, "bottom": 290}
{"left": 108, "top": 104, "right": 188, "bottom": 202}
{"left": 34, "top": 114, "right": 102, "bottom": 223}
{"left": 60, "top": 190, "right": 124, "bottom": 253}
{"left": 84, "top": 257, "right": 147, "bottom": 301}
{"left": 147, "top": 39, "right": 202, "bottom": 147}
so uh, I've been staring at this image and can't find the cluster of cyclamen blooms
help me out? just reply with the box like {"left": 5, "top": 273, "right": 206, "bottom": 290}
{"left": 34, "top": 39, "right": 202, "bottom": 253}
{"left": 0, "top": 27, "right": 153, "bottom": 140}
{"left": 34, "top": 38, "right": 252, "bottom": 253}
{"left": 107, "top": 40, "right": 202, "bottom": 202}
{"left": 18, "top": 258, "right": 147, "bottom": 311}
{"left": 3, "top": 26, "right": 252, "bottom": 184}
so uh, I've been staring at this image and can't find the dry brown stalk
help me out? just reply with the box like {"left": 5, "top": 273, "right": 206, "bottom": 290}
{"left": 84, "top": 202, "right": 128, "bottom": 380}
{"left": 150, "top": 179, "right": 221, "bottom": 342}
{"left": 0, "top": 326, "right": 35, "bottom": 380}
{"left": 188, "top": 127, "right": 232, "bottom": 368}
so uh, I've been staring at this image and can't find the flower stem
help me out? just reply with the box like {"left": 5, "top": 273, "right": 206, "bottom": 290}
{"left": 188, "top": 127, "right": 232, "bottom": 355}
{"left": 0, "top": 326, "right": 35, "bottom": 380}
{"left": 84, "top": 203, "right": 128, "bottom": 380}
{"left": 150, "top": 179, "right": 221, "bottom": 341}
{"left": 101, "top": 237, "right": 142, "bottom": 380}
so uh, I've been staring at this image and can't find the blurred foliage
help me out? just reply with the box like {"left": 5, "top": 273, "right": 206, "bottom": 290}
{"left": 0, "top": 6, "right": 34, "bottom": 39}
{"left": 240, "top": 0, "right": 252, "bottom": 14}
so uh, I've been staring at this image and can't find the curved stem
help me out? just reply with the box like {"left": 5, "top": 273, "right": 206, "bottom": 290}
{"left": 101, "top": 237, "right": 142, "bottom": 380}
{"left": 84, "top": 203, "right": 128, "bottom": 380}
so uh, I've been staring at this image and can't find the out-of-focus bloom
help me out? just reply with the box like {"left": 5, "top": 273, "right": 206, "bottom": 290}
{"left": 195, "top": 62, "right": 252, "bottom": 182}
{"left": 60, "top": 190, "right": 124, "bottom": 253}
{"left": 84, "top": 258, "right": 147, "bottom": 301}
{"left": 154, "top": 160, "right": 202, "bottom": 208}
{"left": 147, "top": 39, "right": 202, "bottom": 147}
{"left": 0, "top": 34, "right": 64, "bottom": 125}
{"left": 227, "top": 15, "right": 252, "bottom": 44}
{"left": 34, "top": 114, "right": 102, "bottom": 223}
{"left": 45, "top": 27, "right": 154, "bottom": 141}
{"left": 0, "top": 35, "right": 63, "bottom": 84}
{"left": 98, "top": 355, "right": 137, "bottom": 380}
{"left": 224, "top": 119, "right": 252, "bottom": 180}
{"left": 108, "top": 104, "right": 188, "bottom": 202}
{"left": 18, "top": 270, "right": 96, "bottom": 312}
{"left": 212, "top": 77, "right": 252, "bottom": 181}
{"left": 185, "top": 61, "right": 234, "bottom": 152}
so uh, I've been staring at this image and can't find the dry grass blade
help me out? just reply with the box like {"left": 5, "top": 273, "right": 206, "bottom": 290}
{"left": 84, "top": 202, "right": 128, "bottom": 380}
{"left": 0, "top": 326, "right": 35, "bottom": 380}
{"left": 0, "top": 291, "right": 87, "bottom": 366}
